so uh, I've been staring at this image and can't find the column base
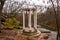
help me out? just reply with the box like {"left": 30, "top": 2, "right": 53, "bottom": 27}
{"left": 22, "top": 27, "right": 41, "bottom": 37}
{"left": 23, "top": 27, "right": 35, "bottom": 33}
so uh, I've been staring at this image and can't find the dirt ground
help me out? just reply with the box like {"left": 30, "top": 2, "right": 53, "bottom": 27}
{"left": 0, "top": 28, "right": 57, "bottom": 40}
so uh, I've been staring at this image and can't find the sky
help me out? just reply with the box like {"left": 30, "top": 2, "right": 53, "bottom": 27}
{"left": 3, "top": 0, "right": 51, "bottom": 13}
{"left": 12, "top": 0, "right": 49, "bottom": 6}
{"left": 5, "top": 0, "right": 49, "bottom": 5}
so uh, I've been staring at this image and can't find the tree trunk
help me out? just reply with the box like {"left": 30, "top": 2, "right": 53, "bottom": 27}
{"left": 0, "top": 0, "right": 5, "bottom": 32}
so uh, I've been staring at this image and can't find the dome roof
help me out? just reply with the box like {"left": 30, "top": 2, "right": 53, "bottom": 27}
{"left": 21, "top": 4, "right": 36, "bottom": 11}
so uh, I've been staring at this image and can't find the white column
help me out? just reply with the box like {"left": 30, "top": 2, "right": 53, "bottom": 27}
{"left": 28, "top": 10, "right": 32, "bottom": 30}
{"left": 23, "top": 11, "right": 25, "bottom": 30}
{"left": 33, "top": 11, "right": 41, "bottom": 36}
{"left": 34, "top": 11, "right": 37, "bottom": 30}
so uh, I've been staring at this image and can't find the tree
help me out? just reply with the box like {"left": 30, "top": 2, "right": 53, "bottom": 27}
{"left": 49, "top": 0, "right": 60, "bottom": 40}
{"left": 0, "top": 0, "right": 6, "bottom": 33}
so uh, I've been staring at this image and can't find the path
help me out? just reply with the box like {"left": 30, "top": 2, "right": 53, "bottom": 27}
{"left": 38, "top": 28, "right": 57, "bottom": 40}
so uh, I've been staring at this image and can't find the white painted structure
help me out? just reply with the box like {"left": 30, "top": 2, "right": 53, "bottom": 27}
{"left": 21, "top": 6, "right": 41, "bottom": 36}
{"left": 22, "top": 7, "right": 37, "bottom": 31}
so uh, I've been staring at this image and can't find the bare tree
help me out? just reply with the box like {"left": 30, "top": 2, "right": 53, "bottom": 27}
{"left": 0, "top": 0, "right": 6, "bottom": 33}
{"left": 46, "top": 0, "right": 60, "bottom": 40}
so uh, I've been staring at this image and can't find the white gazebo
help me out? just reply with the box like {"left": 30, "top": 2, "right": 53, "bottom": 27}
{"left": 21, "top": 5, "right": 41, "bottom": 36}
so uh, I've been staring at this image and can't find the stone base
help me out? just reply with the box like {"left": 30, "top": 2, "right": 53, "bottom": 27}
{"left": 22, "top": 30, "right": 37, "bottom": 36}
{"left": 22, "top": 28, "right": 41, "bottom": 37}
{"left": 15, "top": 33, "right": 49, "bottom": 40}
{"left": 23, "top": 27, "right": 35, "bottom": 33}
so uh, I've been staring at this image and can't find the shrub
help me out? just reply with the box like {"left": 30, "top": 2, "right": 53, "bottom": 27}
{"left": 4, "top": 17, "right": 22, "bottom": 29}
